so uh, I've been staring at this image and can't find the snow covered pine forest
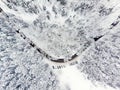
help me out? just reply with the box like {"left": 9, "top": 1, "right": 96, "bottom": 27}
{"left": 1, "top": 0, "right": 120, "bottom": 90}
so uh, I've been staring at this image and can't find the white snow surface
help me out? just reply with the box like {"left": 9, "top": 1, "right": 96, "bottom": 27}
{"left": 1, "top": 0, "right": 120, "bottom": 90}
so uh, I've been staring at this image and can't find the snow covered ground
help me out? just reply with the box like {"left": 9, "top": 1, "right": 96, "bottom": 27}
{"left": 1, "top": 0, "right": 120, "bottom": 90}
{"left": 0, "top": 12, "right": 62, "bottom": 90}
